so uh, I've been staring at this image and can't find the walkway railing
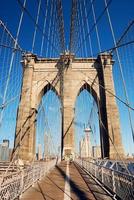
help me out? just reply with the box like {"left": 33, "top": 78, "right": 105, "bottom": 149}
{"left": 75, "top": 158, "right": 134, "bottom": 200}
{"left": 0, "top": 159, "right": 58, "bottom": 200}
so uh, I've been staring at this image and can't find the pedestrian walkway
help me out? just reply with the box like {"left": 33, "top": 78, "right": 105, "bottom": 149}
{"left": 21, "top": 161, "right": 113, "bottom": 200}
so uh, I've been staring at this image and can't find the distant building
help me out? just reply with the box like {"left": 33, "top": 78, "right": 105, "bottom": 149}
{"left": 0, "top": 146, "right": 8, "bottom": 161}
{"left": 35, "top": 153, "right": 38, "bottom": 160}
{"left": 80, "top": 128, "right": 92, "bottom": 158}
{"left": 79, "top": 139, "right": 85, "bottom": 158}
{"left": 8, "top": 148, "right": 12, "bottom": 161}
{"left": 92, "top": 146, "right": 101, "bottom": 158}
{"left": 44, "top": 133, "right": 50, "bottom": 159}
{"left": 0, "top": 139, "right": 12, "bottom": 161}
{"left": 38, "top": 144, "right": 42, "bottom": 160}
{"left": 2, "top": 139, "right": 9, "bottom": 147}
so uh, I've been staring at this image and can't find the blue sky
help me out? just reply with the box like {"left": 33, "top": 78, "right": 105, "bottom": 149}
{"left": 0, "top": 0, "right": 134, "bottom": 156}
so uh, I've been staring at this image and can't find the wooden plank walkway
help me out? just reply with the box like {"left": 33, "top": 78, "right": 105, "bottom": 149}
{"left": 21, "top": 161, "right": 113, "bottom": 200}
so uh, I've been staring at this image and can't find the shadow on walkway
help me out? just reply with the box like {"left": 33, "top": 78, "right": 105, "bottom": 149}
{"left": 75, "top": 163, "right": 114, "bottom": 200}
{"left": 56, "top": 165, "right": 90, "bottom": 200}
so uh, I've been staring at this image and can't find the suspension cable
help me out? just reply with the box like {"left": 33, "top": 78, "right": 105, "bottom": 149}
{"left": 79, "top": 0, "right": 87, "bottom": 57}
{"left": 16, "top": 0, "right": 64, "bottom": 55}
{"left": 83, "top": 0, "right": 93, "bottom": 57}
{"left": 31, "top": 0, "right": 41, "bottom": 52}
{"left": 74, "top": 0, "right": 112, "bottom": 56}
{"left": 80, "top": 70, "right": 134, "bottom": 111}
{"left": 40, "top": 0, "right": 48, "bottom": 56}
{"left": 0, "top": 20, "right": 22, "bottom": 51}
{"left": 90, "top": 0, "right": 101, "bottom": 52}
{"left": 0, "top": 0, "right": 27, "bottom": 126}
{"left": 104, "top": 0, "right": 134, "bottom": 143}
{"left": 46, "top": 0, "right": 54, "bottom": 57}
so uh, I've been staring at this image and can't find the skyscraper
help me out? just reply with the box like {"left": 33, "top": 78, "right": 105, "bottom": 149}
{"left": 38, "top": 144, "right": 42, "bottom": 160}
{"left": 44, "top": 133, "right": 50, "bottom": 159}
{"left": 0, "top": 139, "right": 10, "bottom": 161}
{"left": 79, "top": 128, "right": 92, "bottom": 158}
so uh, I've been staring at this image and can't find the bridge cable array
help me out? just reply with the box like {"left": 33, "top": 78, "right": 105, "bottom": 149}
{"left": 16, "top": 0, "right": 65, "bottom": 57}
{"left": 0, "top": 0, "right": 66, "bottom": 174}
{"left": 104, "top": 0, "right": 134, "bottom": 147}
{"left": 69, "top": 0, "right": 134, "bottom": 156}
{"left": 0, "top": 0, "right": 133, "bottom": 174}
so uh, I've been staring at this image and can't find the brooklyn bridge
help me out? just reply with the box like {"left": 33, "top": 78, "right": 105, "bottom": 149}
{"left": 0, "top": 0, "right": 134, "bottom": 199}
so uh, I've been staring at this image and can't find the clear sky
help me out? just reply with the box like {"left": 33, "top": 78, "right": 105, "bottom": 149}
{"left": 0, "top": 0, "right": 134, "bottom": 157}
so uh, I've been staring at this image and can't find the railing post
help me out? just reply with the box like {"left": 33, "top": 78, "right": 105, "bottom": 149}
{"left": 101, "top": 167, "right": 104, "bottom": 184}
{"left": 20, "top": 170, "right": 24, "bottom": 198}
{"left": 89, "top": 162, "right": 91, "bottom": 173}
{"left": 32, "top": 165, "right": 35, "bottom": 186}
{"left": 44, "top": 162, "right": 46, "bottom": 175}
{"left": 87, "top": 161, "right": 89, "bottom": 171}
{"left": 39, "top": 164, "right": 42, "bottom": 180}
{"left": 95, "top": 164, "right": 97, "bottom": 178}
{"left": 112, "top": 170, "right": 116, "bottom": 194}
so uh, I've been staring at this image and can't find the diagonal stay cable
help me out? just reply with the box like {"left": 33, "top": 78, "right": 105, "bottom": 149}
{"left": 0, "top": 0, "right": 27, "bottom": 126}
{"left": 104, "top": 0, "right": 134, "bottom": 143}
{"left": 79, "top": 70, "right": 134, "bottom": 111}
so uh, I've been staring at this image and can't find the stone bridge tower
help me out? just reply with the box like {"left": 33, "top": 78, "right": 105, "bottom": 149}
{"left": 13, "top": 52, "right": 124, "bottom": 161}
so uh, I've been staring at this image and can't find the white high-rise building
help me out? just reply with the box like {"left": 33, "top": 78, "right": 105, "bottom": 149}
{"left": 38, "top": 144, "right": 42, "bottom": 160}
{"left": 44, "top": 133, "right": 50, "bottom": 159}
{"left": 79, "top": 138, "right": 86, "bottom": 158}
{"left": 92, "top": 146, "right": 101, "bottom": 158}
{"left": 79, "top": 128, "right": 92, "bottom": 158}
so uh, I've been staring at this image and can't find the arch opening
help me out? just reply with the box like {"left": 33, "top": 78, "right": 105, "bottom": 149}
{"left": 74, "top": 83, "right": 101, "bottom": 159}
{"left": 35, "top": 83, "right": 61, "bottom": 161}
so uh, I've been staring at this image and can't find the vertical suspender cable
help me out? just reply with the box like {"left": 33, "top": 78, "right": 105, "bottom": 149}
{"left": 40, "top": 0, "right": 48, "bottom": 56}
{"left": 46, "top": 0, "right": 53, "bottom": 57}
{"left": 77, "top": 2, "right": 84, "bottom": 57}
{"left": 83, "top": 0, "right": 93, "bottom": 57}
{"left": 32, "top": 0, "right": 41, "bottom": 52}
{"left": 51, "top": 11, "right": 57, "bottom": 57}
{"left": 79, "top": 0, "right": 87, "bottom": 57}
{"left": 50, "top": 3, "right": 56, "bottom": 58}
{"left": 91, "top": 0, "right": 101, "bottom": 53}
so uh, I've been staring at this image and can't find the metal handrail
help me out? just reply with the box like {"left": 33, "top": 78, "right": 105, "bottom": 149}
{"left": 75, "top": 158, "right": 134, "bottom": 200}
{"left": 0, "top": 159, "right": 57, "bottom": 200}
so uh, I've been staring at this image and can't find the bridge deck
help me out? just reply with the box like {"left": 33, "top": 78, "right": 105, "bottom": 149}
{"left": 21, "top": 161, "right": 113, "bottom": 200}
